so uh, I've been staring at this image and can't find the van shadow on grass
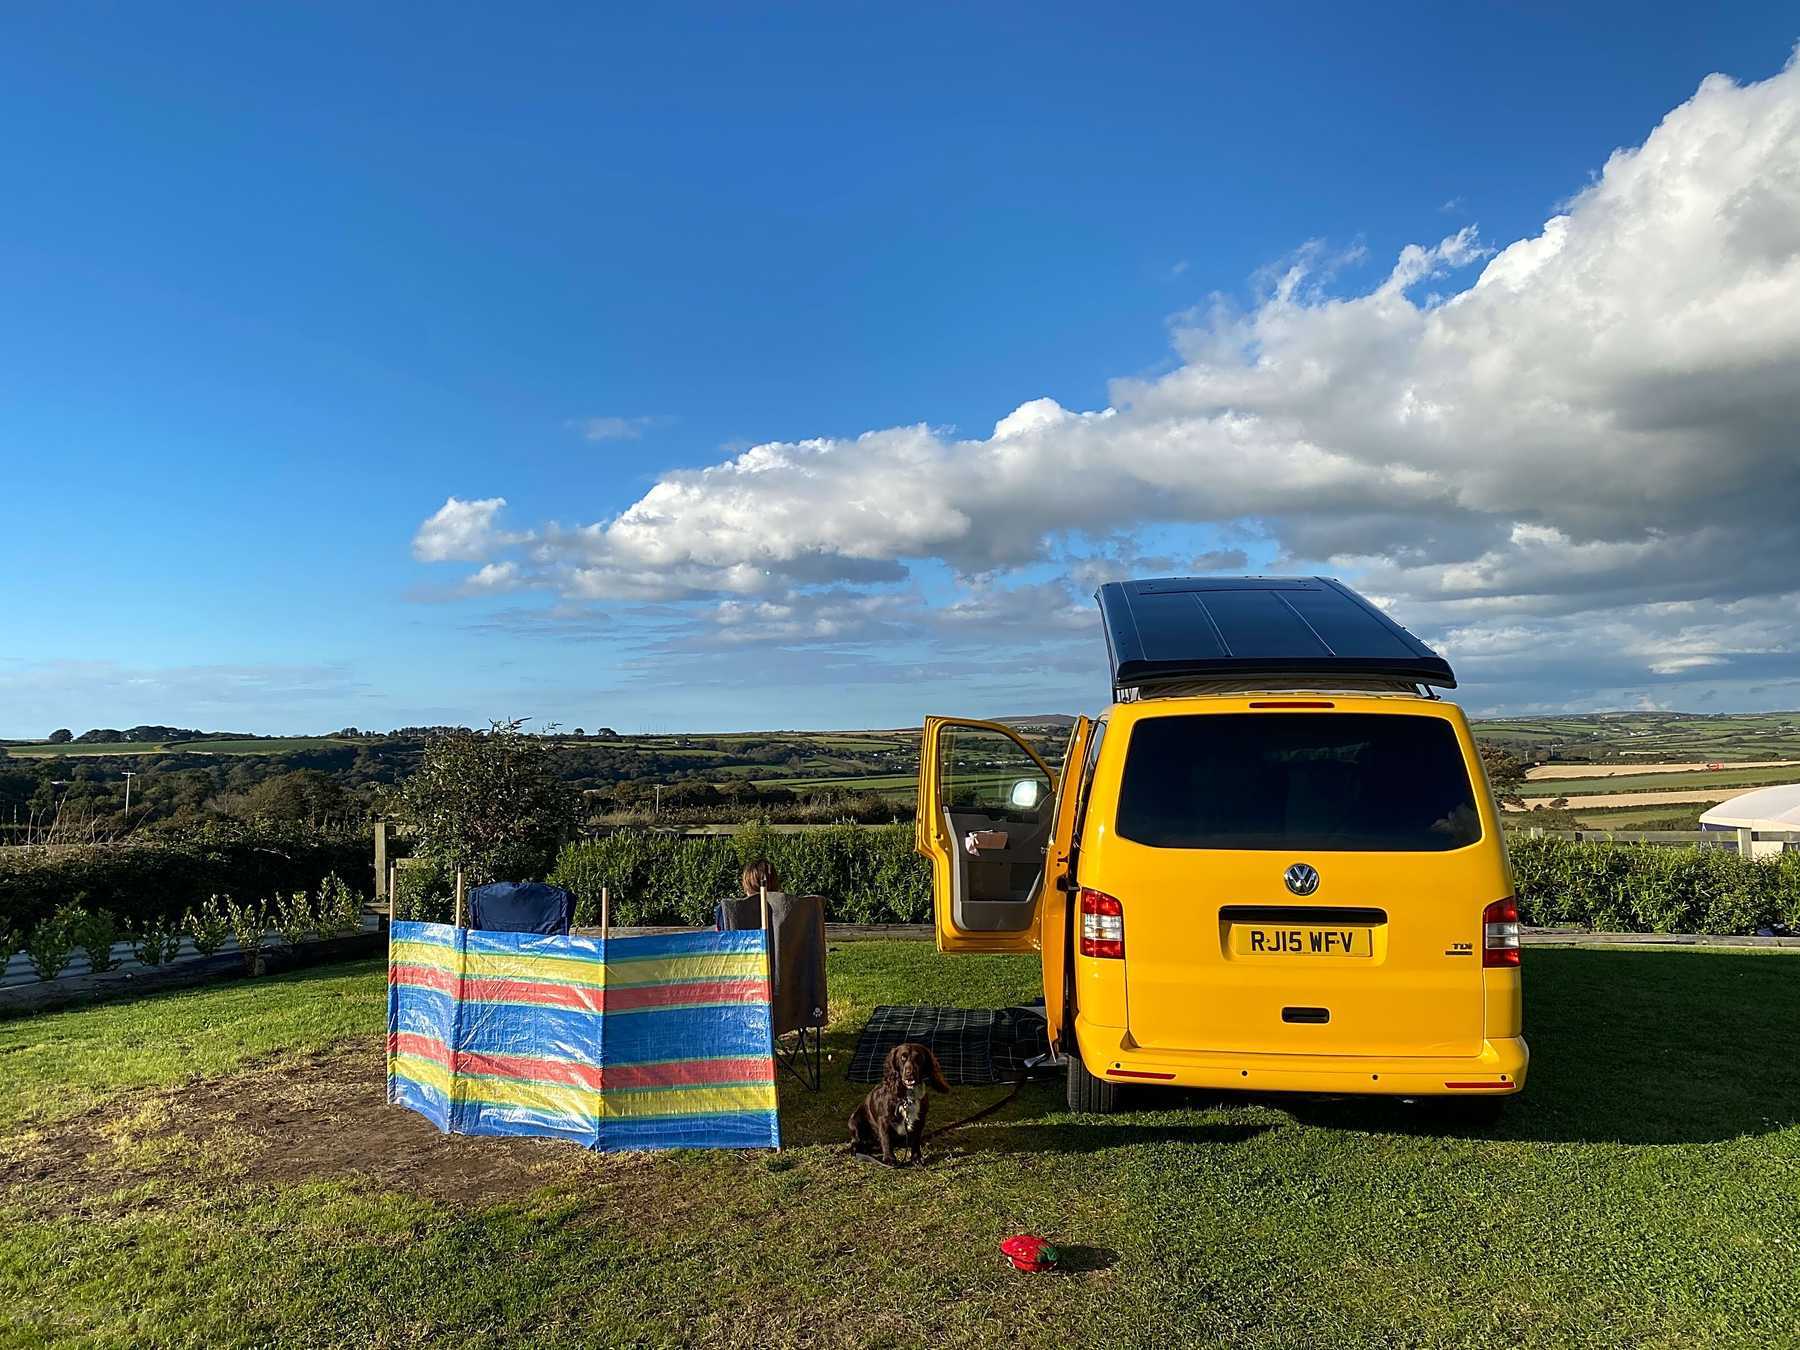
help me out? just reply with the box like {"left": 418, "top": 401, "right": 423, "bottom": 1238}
{"left": 1280, "top": 947, "right": 1800, "bottom": 1146}
{"left": 785, "top": 947, "right": 1797, "bottom": 1151}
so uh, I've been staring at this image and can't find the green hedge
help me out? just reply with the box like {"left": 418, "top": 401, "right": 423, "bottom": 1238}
{"left": 93, "top": 824, "right": 1787, "bottom": 938}
{"left": 1508, "top": 836, "right": 1800, "bottom": 934}
{"left": 0, "top": 823, "right": 370, "bottom": 936}
{"left": 545, "top": 824, "right": 931, "bottom": 928}
{"left": 543, "top": 829, "right": 1800, "bottom": 936}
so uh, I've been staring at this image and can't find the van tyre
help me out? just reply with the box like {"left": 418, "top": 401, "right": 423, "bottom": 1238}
{"left": 1066, "top": 1051, "right": 1122, "bottom": 1114}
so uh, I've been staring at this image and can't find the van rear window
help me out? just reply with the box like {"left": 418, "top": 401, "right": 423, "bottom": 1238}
{"left": 1115, "top": 713, "right": 1481, "bottom": 851}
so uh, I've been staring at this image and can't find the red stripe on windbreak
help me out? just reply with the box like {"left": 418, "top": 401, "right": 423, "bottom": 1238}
{"left": 388, "top": 1030, "right": 452, "bottom": 1066}
{"left": 391, "top": 964, "right": 601, "bottom": 1012}
{"left": 390, "top": 962, "right": 457, "bottom": 995}
{"left": 460, "top": 976, "right": 601, "bottom": 1011}
{"left": 457, "top": 1048, "right": 603, "bottom": 1091}
{"left": 388, "top": 1031, "right": 604, "bottom": 1090}
{"left": 603, "top": 978, "right": 770, "bottom": 1012}
{"left": 604, "top": 1057, "right": 775, "bottom": 1089}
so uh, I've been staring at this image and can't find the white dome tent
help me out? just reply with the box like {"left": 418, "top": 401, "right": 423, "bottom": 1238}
{"left": 1698, "top": 783, "right": 1800, "bottom": 858}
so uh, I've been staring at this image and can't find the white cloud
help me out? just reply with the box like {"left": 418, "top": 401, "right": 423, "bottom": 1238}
{"left": 416, "top": 53, "right": 1800, "bottom": 707}
{"left": 411, "top": 496, "right": 520, "bottom": 563}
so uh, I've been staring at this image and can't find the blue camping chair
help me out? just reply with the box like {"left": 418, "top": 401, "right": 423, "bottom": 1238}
{"left": 468, "top": 881, "right": 577, "bottom": 936}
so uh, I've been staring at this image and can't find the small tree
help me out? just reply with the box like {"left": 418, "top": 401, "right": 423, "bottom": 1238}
{"left": 1477, "top": 743, "right": 1530, "bottom": 809}
{"left": 48, "top": 728, "right": 73, "bottom": 744}
{"left": 390, "top": 719, "right": 582, "bottom": 886}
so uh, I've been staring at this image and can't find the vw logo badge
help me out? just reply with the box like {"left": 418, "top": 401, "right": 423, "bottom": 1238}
{"left": 1284, "top": 863, "right": 1320, "bottom": 896}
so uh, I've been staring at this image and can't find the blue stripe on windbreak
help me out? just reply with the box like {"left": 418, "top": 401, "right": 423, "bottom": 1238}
{"left": 452, "top": 1000, "right": 603, "bottom": 1065}
{"left": 598, "top": 1110, "right": 780, "bottom": 1152}
{"left": 389, "top": 1074, "right": 451, "bottom": 1132}
{"left": 463, "top": 929, "right": 605, "bottom": 964}
{"left": 601, "top": 1004, "right": 776, "bottom": 1064}
{"left": 392, "top": 920, "right": 460, "bottom": 949}
{"left": 452, "top": 1101, "right": 597, "bottom": 1147}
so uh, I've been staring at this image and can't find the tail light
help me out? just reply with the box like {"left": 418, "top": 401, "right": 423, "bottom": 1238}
{"left": 1483, "top": 897, "right": 1521, "bottom": 967}
{"left": 1079, "top": 888, "right": 1124, "bottom": 959}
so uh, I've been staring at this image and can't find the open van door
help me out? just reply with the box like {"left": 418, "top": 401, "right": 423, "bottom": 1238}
{"left": 916, "top": 717, "right": 1092, "bottom": 966}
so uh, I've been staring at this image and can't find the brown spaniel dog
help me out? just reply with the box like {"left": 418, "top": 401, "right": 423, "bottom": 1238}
{"left": 849, "top": 1041, "right": 950, "bottom": 1166}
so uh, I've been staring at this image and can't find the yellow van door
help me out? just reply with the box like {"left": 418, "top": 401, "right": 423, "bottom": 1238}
{"left": 916, "top": 717, "right": 1086, "bottom": 955}
{"left": 1101, "top": 705, "right": 1507, "bottom": 1059}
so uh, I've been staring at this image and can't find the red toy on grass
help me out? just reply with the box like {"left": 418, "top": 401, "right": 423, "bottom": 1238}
{"left": 1000, "top": 1234, "right": 1059, "bottom": 1272}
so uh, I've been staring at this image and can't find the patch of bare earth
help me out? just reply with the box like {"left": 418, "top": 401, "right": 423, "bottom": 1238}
{"left": 2, "top": 1038, "right": 645, "bottom": 1213}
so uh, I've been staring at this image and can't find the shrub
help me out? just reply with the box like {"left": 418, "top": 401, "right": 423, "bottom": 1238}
{"left": 72, "top": 906, "right": 123, "bottom": 974}
{"left": 274, "top": 890, "right": 316, "bottom": 949}
{"left": 316, "top": 873, "right": 366, "bottom": 937}
{"left": 394, "top": 856, "right": 455, "bottom": 924}
{"left": 129, "top": 915, "right": 185, "bottom": 967}
{"left": 27, "top": 906, "right": 81, "bottom": 981}
{"left": 185, "top": 894, "right": 232, "bottom": 957}
{"left": 224, "top": 895, "right": 271, "bottom": 973}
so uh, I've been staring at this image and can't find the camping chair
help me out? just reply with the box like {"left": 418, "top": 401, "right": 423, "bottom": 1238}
{"left": 467, "top": 881, "right": 577, "bottom": 936}
{"left": 718, "top": 891, "right": 828, "bottom": 1091}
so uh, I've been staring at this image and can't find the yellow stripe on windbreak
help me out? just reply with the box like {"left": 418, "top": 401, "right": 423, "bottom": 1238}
{"left": 600, "top": 1082, "right": 778, "bottom": 1119}
{"left": 600, "top": 952, "right": 768, "bottom": 987}
{"left": 390, "top": 939, "right": 461, "bottom": 971}
{"left": 461, "top": 949, "right": 605, "bottom": 987}
{"left": 391, "top": 1051, "right": 454, "bottom": 1099}
{"left": 390, "top": 940, "right": 607, "bottom": 989}
{"left": 391, "top": 1052, "right": 594, "bottom": 1117}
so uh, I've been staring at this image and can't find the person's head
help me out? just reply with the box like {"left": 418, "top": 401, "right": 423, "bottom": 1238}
{"left": 741, "top": 859, "right": 781, "bottom": 896}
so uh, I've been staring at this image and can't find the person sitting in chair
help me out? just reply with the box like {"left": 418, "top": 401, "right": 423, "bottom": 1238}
{"left": 717, "top": 859, "right": 783, "bottom": 929}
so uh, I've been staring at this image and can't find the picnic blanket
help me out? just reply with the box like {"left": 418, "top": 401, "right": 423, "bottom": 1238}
{"left": 387, "top": 921, "right": 780, "bottom": 1151}
{"left": 846, "top": 1004, "right": 1052, "bottom": 1086}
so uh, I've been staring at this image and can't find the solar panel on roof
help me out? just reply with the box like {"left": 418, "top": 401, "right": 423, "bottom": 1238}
{"left": 1094, "top": 576, "right": 1455, "bottom": 691}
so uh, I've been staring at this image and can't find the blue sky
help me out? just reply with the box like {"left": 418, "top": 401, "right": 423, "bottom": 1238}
{"left": 4, "top": 5, "right": 1799, "bottom": 734}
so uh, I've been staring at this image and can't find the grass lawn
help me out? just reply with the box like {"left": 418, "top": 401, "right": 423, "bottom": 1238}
{"left": 2, "top": 944, "right": 1796, "bottom": 1348}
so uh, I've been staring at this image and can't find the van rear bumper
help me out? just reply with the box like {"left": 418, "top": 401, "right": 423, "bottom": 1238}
{"left": 1073, "top": 1022, "right": 1528, "bottom": 1096}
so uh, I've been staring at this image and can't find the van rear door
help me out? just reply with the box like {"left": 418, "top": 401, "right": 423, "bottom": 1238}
{"left": 1105, "top": 706, "right": 1506, "bottom": 1059}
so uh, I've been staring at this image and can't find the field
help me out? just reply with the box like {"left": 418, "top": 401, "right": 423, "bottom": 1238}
{"left": 3, "top": 943, "right": 1796, "bottom": 1347}
{"left": 1475, "top": 711, "right": 1800, "bottom": 764}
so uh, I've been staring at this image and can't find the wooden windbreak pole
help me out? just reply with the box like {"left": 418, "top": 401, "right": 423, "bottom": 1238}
{"left": 454, "top": 869, "right": 466, "bottom": 930}
{"left": 600, "top": 886, "right": 611, "bottom": 939}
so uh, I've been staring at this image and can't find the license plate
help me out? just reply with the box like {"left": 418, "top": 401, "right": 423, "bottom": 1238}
{"left": 1231, "top": 925, "right": 1373, "bottom": 958}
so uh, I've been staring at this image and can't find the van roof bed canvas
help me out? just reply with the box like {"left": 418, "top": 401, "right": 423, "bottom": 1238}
{"left": 1094, "top": 576, "right": 1456, "bottom": 693}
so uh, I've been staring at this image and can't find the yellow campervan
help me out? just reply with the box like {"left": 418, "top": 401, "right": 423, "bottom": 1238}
{"left": 915, "top": 576, "right": 1526, "bottom": 1116}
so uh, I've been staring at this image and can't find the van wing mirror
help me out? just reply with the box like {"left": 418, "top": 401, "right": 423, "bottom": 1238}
{"left": 1009, "top": 778, "right": 1043, "bottom": 810}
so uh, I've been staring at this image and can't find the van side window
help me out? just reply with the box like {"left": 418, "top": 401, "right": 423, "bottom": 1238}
{"left": 1115, "top": 714, "right": 1481, "bottom": 852}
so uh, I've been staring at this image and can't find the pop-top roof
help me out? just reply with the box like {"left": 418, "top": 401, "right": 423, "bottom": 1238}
{"left": 1094, "top": 576, "right": 1456, "bottom": 692}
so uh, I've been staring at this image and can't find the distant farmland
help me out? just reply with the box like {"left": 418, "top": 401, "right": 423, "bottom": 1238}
{"left": 0, "top": 736, "right": 360, "bottom": 758}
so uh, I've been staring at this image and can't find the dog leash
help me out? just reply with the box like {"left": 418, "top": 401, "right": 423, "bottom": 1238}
{"left": 925, "top": 1071, "right": 1026, "bottom": 1141}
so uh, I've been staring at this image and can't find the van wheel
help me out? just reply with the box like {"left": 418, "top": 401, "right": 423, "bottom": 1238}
{"left": 1066, "top": 1051, "right": 1122, "bottom": 1114}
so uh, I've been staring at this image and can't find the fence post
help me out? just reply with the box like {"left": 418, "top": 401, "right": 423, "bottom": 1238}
{"left": 1738, "top": 827, "right": 1755, "bottom": 858}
